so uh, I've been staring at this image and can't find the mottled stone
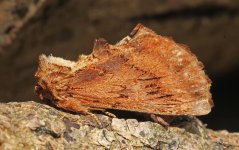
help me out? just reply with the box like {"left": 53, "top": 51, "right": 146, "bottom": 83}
{"left": 0, "top": 101, "right": 238, "bottom": 149}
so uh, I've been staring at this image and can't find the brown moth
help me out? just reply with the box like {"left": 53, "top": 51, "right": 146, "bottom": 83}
{"left": 35, "top": 24, "right": 213, "bottom": 124}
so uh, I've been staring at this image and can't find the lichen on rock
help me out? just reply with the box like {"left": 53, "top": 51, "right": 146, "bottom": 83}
{"left": 0, "top": 101, "right": 238, "bottom": 149}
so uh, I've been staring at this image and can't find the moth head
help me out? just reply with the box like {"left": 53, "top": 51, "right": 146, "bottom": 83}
{"left": 35, "top": 54, "right": 75, "bottom": 101}
{"left": 35, "top": 54, "right": 99, "bottom": 101}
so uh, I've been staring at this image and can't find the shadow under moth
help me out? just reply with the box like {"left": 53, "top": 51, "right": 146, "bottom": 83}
{"left": 35, "top": 24, "right": 213, "bottom": 126}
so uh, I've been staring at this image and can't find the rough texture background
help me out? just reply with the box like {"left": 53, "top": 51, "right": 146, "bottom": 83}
{"left": 0, "top": 0, "right": 238, "bottom": 101}
{"left": 0, "top": 0, "right": 239, "bottom": 131}
{"left": 0, "top": 101, "right": 239, "bottom": 150}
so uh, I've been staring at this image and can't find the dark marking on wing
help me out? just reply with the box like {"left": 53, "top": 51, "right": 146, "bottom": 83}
{"left": 97, "top": 55, "right": 128, "bottom": 72}
{"left": 146, "top": 90, "right": 159, "bottom": 95}
{"left": 75, "top": 69, "right": 101, "bottom": 82}
{"left": 138, "top": 77, "right": 161, "bottom": 81}
{"left": 118, "top": 94, "right": 129, "bottom": 98}
{"left": 157, "top": 94, "right": 173, "bottom": 99}
{"left": 145, "top": 83, "right": 158, "bottom": 88}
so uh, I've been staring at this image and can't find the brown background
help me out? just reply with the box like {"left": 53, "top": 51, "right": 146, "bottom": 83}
{"left": 0, "top": 0, "right": 239, "bottom": 131}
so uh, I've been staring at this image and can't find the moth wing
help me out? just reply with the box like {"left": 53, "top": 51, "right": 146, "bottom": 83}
{"left": 64, "top": 25, "right": 212, "bottom": 116}
{"left": 37, "top": 24, "right": 213, "bottom": 116}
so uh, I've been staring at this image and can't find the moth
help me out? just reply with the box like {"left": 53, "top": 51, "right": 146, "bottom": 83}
{"left": 35, "top": 24, "right": 213, "bottom": 125}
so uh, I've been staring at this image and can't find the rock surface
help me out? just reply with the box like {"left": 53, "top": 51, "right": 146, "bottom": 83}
{"left": 0, "top": 101, "right": 238, "bottom": 149}
{"left": 0, "top": 0, "right": 239, "bottom": 133}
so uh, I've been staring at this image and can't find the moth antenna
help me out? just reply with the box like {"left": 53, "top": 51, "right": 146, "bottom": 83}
{"left": 89, "top": 108, "right": 116, "bottom": 118}
{"left": 85, "top": 111, "right": 102, "bottom": 127}
{"left": 103, "top": 111, "right": 116, "bottom": 118}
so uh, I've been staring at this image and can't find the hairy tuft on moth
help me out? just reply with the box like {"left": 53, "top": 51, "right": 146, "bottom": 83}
{"left": 35, "top": 24, "right": 213, "bottom": 127}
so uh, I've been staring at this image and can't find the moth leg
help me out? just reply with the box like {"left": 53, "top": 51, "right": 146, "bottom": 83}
{"left": 55, "top": 100, "right": 102, "bottom": 126}
{"left": 55, "top": 99, "right": 89, "bottom": 113}
{"left": 150, "top": 114, "right": 174, "bottom": 127}
{"left": 88, "top": 108, "right": 116, "bottom": 118}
